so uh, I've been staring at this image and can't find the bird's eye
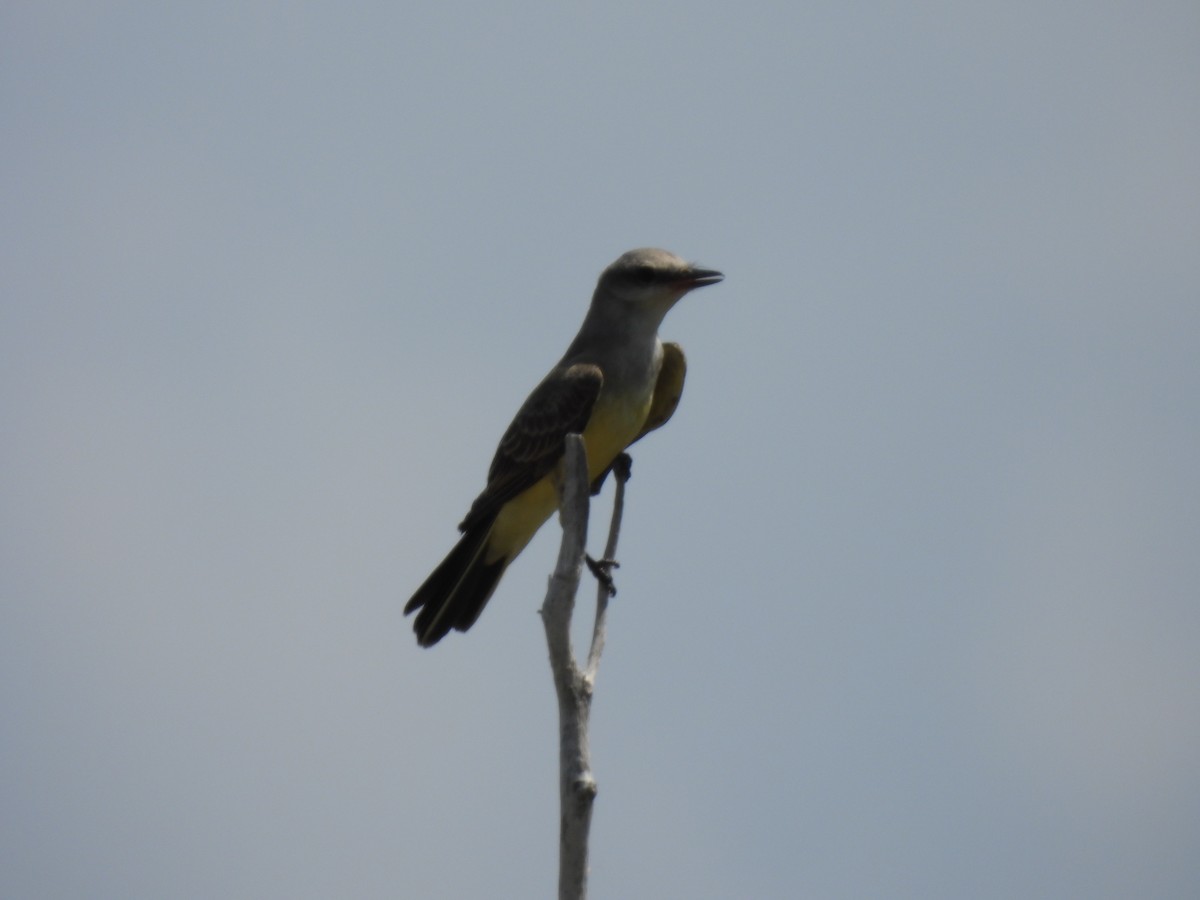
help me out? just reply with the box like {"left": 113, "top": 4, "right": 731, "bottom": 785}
{"left": 632, "top": 265, "right": 656, "bottom": 285}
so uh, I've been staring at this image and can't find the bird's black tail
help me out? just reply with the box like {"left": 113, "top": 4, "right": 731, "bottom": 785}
{"left": 404, "top": 516, "right": 506, "bottom": 647}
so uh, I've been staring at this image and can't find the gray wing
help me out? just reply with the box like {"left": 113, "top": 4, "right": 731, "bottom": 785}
{"left": 633, "top": 341, "right": 686, "bottom": 443}
{"left": 458, "top": 363, "right": 603, "bottom": 531}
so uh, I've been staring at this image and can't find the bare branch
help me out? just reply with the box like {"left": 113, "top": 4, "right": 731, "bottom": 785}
{"left": 586, "top": 452, "right": 630, "bottom": 677}
{"left": 541, "top": 435, "right": 595, "bottom": 900}
{"left": 540, "top": 439, "right": 632, "bottom": 900}
{"left": 542, "top": 435, "right": 589, "bottom": 681}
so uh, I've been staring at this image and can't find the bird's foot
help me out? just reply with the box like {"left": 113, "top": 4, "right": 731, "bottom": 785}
{"left": 585, "top": 554, "right": 620, "bottom": 597}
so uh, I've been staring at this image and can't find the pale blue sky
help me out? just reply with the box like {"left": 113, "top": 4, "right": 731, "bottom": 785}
{"left": 3, "top": 3, "right": 1198, "bottom": 898}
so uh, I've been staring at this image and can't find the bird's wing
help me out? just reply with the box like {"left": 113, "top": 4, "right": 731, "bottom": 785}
{"left": 634, "top": 341, "right": 686, "bottom": 443}
{"left": 458, "top": 363, "right": 603, "bottom": 531}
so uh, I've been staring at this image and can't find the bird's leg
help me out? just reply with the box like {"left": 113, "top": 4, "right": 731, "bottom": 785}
{"left": 585, "top": 554, "right": 620, "bottom": 597}
{"left": 610, "top": 452, "right": 632, "bottom": 483}
{"left": 589, "top": 450, "right": 633, "bottom": 495}
{"left": 585, "top": 452, "right": 632, "bottom": 596}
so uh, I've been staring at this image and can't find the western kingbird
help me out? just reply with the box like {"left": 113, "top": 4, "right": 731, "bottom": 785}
{"left": 404, "top": 248, "right": 723, "bottom": 646}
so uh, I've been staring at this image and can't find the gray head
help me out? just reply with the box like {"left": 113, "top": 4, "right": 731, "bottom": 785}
{"left": 594, "top": 248, "right": 723, "bottom": 314}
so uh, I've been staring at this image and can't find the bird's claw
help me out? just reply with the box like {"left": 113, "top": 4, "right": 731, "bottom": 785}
{"left": 585, "top": 554, "right": 620, "bottom": 597}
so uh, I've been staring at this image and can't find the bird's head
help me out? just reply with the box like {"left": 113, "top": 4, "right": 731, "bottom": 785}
{"left": 596, "top": 248, "right": 723, "bottom": 315}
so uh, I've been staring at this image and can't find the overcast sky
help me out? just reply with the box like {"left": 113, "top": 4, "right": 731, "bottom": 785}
{"left": 3, "top": 3, "right": 1198, "bottom": 898}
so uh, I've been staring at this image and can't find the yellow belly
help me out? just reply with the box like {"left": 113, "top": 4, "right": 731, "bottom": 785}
{"left": 579, "top": 388, "right": 652, "bottom": 474}
{"left": 484, "top": 389, "right": 651, "bottom": 564}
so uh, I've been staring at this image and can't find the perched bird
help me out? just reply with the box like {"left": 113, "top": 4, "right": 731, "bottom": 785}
{"left": 405, "top": 248, "right": 723, "bottom": 646}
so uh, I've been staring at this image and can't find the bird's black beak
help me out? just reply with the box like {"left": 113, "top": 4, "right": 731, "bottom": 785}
{"left": 683, "top": 267, "right": 724, "bottom": 288}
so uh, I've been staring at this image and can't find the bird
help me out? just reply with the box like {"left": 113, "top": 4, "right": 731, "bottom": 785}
{"left": 404, "top": 248, "right": 723, "bottom": 646}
